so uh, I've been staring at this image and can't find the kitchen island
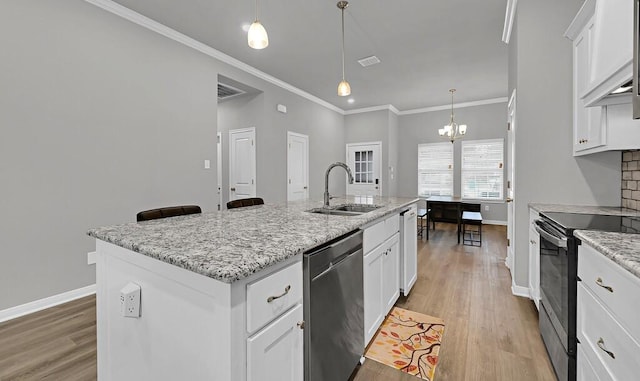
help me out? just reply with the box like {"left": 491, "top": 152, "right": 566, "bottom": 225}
{"left": 88, "top": 196, "right": 418, "bottom": 381}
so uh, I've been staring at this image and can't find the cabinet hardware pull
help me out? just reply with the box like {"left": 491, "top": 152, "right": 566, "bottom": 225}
{"left": 267, "top": 285, "right": 291, "bottom": 303}
{"left": 597, "top": 338, "right": 615, "bottom": 359}
{"left": 297, "top": 321, "right": 305, "bottom": 329}
{"left": 230, "top": 187, "right": 236, "bottom": 191}
{"left": 595, "top": 277, "right": 613, "bottom": 293}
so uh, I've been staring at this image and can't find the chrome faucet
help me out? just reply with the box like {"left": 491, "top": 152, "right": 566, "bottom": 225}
{"left": 324, "top": 162, "right": 354, "bottom": 208}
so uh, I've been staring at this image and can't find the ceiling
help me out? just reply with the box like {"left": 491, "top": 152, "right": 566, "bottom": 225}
{"left": 112, "top": 0, "right": 508, "bottom": 111}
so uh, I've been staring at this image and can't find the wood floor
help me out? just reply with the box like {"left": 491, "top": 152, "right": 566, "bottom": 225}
{"left": 354, "top": 224, "right": 556, "bottom": 381}
{"left": 0, "top": 223, "right": 555, "bottom": 381}
{"left": 0, "top": 295, "right": 96, "bottom": 381}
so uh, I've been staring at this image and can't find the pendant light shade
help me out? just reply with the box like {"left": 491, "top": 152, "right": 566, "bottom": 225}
{"left": 338, "top": 80, "right": 351, "bottom": 97}
{"left": 248, "top": 21, "right": 268, "bottom": 49}
{"left": 248, "top": 0, "right": 268, "bottom": 49}
{"left": 438, "top": 89, "right": 468, "bottom": 143}
{"left": 337, "top": 1, "right": 351, "bottom": 96}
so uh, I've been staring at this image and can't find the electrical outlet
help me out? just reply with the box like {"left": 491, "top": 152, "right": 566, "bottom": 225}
{"left": 120, "top": 282, "right": 141, "bottom": 318}
{"left": 484, "top": 205, "right": 490, "bottom": 211}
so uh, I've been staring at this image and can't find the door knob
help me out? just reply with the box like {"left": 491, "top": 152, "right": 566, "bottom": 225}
{"left": 230, "top": 187, "right": 236, "bottom": 191}
{"left": 303, "top": 186, "right": 308, "bottom": 190}
{"left": 505, "top": 198, "right": 513, "bottom": 203}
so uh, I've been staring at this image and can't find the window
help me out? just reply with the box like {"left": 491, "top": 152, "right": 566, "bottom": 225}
{"left": 461, "top": 139, "right": 504, "bottom": 200}
{"left": 418, "top": 142, "right": 453, "bottom": 197}
{"left": 354, "top": 150, "right": 374, "bottom": 184}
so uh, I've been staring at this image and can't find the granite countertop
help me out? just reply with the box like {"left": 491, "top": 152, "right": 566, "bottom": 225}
{"left": 529, "top": 203, "right": 640, "bottom": 216}
{"left": 88, "top": 196, "right": 418, "bottom": 283}
{"left": 574, "top": 230, "right": 640, "bottom": 280}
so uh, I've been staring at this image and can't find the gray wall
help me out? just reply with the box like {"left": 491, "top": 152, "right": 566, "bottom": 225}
{"left": 509, "top": 0, "right": 622, "bottom": 288}
{"left": 345, "top": 110, "right": 393, "bottom": 196}
{"left": 396, "top": 103, "right": 509, "bottom": 222}
{"left": 217, "top": 88, "right": 346, "bottom": 206}
{"left": 0, "top": 0, "right": 344, "bottom": 310}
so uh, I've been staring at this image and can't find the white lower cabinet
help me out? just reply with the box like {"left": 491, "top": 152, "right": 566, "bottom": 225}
{"left": 382, "top": 235, "right": 400, "bottom": 314}
{"left": 363, "top": 232, "right": 400, "bottom": 345}
{"left": 247, "top": 304, "right": 304, "bottom": 381}
{"left": 577, "top": 243, "right": 640, "bottom": 381}
{"left": 364, "top": 243, "right": 385, "bottom": 344}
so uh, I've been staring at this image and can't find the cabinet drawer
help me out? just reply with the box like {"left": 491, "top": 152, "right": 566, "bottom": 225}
{"left": 364, "top": 213, "right": 400, "bottom": 253}
{"left": 577, "top": 283, "right": 640, "bottom": 381}
{"left": 578, "top": 244, "right": 640, "bottom": 341}
{"left": 385, "top": 214, "right": 399, "bottom": 239}
{"left": 247, "top": 262, "right": 302, "bottom": 334}
{"left": 577, "top": 342, "right": 613, "bottom": 381}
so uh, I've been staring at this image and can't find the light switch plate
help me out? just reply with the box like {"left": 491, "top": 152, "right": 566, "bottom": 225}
{"left": 204, "top": 159, "right": 210, "bottom": 169}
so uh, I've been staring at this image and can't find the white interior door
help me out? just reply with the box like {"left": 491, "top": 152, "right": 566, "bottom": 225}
{"left": 346, "top": 142, "right": 382, "bottom": 196}
{"left": 217, "top": 132, "right": 222, "bottom": 211}
{"left": 287, "top": 132, "right": 309, "bottom": 201}
{"left": 229, "top": 127, "right": 256, "bottom": 201}
{"left": 506, "top": 90, "right": 516, "bottom": 270}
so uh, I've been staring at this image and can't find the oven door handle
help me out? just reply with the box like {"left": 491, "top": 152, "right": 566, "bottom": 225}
{"left": 534, "top": 224, "right": 568, "bottom": 248}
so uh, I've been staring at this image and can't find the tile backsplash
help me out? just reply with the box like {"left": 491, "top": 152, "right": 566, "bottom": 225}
{"left": 622, "top": 150, "right": 640, "bottom": 210}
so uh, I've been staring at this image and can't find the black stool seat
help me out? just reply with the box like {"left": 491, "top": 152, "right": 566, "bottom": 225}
{"left": 461, "top": 211, "right": 483, "bottom": 246}
{"left": 137, "top": 205, "right": 201, "bottom": 222}
{"left": 227, "top": 197, "right": 264, "bottom": 209}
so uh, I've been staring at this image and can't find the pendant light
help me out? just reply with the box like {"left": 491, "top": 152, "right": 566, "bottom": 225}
{"left": 248, "top": 0, "right": 268, "bottom": 49}
{"left": 438, "top": 89, "right": 467, "bottom": 143}
{"left": 337, "top": 1, "right": 351, "bottom": 96}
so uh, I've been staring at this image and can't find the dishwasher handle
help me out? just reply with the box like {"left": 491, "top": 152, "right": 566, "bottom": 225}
{"left": 311, "top": 249, "right": 362, "bottom": 281}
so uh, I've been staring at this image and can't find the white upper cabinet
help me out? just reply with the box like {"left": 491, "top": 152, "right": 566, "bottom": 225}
{"left": 566, "top": 0, "right": 640, "bottom": 156}
{"left": 566, "top": 0, "right": 633, "bottom": 106}
{"left": 585, "top": 0, "right": 633, "bottom": 105}
{"left": 573, "top": 17, "right": 606, "bottom": 152}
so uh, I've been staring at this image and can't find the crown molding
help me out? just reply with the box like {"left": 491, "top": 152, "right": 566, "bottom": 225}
{"left": 84, "top": 0, "right": 345, "bottom": 115}
{"left": 502, "top": 0, "right": 518, "bottom": 44}
{"left": 344, "top": 104, "right": 399, "bottom": 116}
{"left": 398, "top": 97, "right": 508, "bottom": 116}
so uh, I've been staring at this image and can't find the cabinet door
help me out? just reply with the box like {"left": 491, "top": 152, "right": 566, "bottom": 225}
{"left": 382, "top": 235, "right": 400, "bottom": 316}
{"left": 364, "top": 245, "right": 384, "bottom": 345}
{"left": 528, "top": 228, "right": 540, "bottom": 310}
{"left": 247, "top": 304, "right": 303, "bottom": 381}
{"left": 574, "top": 19, "right": 605, "bottom": 153}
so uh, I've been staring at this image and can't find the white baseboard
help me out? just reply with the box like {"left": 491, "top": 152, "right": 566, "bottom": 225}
{"left": 483, "top": 220, "right": 508, "bottom": 226}
{"left": 511, "top": 281, "right": 531, "bottom": 298}
{"left": 0, "top": 284, "right": 96, "bottom": 323}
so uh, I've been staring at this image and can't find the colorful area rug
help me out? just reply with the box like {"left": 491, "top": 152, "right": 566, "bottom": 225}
{"left": 365, "top": 307, "right": 445, "bottom": 381}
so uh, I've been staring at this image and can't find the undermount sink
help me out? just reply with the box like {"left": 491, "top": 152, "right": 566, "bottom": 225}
{"left": 306, "top": 204, "right": 383, "bottom": 216}
{"left": 331, "top": 204, "right": 382, "bottom": 213}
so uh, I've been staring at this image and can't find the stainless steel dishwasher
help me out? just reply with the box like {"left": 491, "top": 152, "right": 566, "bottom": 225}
{"left": 303, "top": 229, "right": 364, "bottom": 381}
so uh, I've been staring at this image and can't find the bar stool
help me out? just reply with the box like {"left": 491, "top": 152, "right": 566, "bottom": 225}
{"left": 417, "top": 208, "right": 435, "bottom": 239}
{"left": 417, "top": 208, "right": 428, "bottom": 238}
{"left": 461, "top": 211, "right": 483, "bottom": 246}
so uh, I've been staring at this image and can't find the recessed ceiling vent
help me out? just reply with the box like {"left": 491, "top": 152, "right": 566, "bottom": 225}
{"left": 217, "top": 82, "right": 245, "bottom": 100}
{"left": 357, "top": 55, "right": 381, "bottom": 67}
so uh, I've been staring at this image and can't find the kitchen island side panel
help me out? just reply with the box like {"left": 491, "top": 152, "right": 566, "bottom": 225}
{"left": 96, "top": 240, "right": 232, "bottom": 381}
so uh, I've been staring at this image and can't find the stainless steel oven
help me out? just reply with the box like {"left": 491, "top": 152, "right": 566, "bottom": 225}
{"left": 535, "top": 217, "right": 577, "bottom": 381}
{"left": 634, "top": 0, "right": 640, "bottom": 118}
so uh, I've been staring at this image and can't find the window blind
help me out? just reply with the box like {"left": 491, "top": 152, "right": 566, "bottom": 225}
{"left": 418, "top": 142, "right": 453, "bottom": 197}
{"left": 461, "top": 139, "right": 504, "bottom": 200}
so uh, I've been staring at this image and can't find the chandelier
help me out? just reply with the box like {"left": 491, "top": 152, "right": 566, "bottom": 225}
{"left": 438, "top": 89, "right": 467, "bottom": 143}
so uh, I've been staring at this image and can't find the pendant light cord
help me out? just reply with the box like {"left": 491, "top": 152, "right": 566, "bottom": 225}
{"left": 255, "top": 0, "right": 259, "bottom": 21}
{"left": 341, "top": 7, "right": 346, "bottom": 81}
